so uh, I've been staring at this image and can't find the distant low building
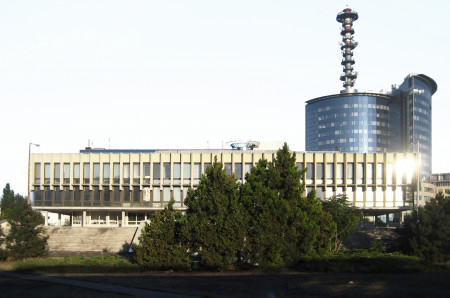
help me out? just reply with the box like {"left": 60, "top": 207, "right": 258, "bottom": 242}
{"left": 416, "top": 182, "right": 436, "bottom": 207}
{"left": 430, "top": 173, "right": 450, "bottom": 198}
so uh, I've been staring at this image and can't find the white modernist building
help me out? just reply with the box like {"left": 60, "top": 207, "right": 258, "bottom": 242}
{"left": 30, "top": 148, "right": 419, "bottom": 227}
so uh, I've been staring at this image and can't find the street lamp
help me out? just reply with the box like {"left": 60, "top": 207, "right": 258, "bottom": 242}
{"left": 28, "top": 142, "right": 40, "bottom": 205}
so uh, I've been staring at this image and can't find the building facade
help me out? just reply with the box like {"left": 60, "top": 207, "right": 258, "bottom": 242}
{"left": 305, "top": 8, "right": 437, "bottom": 180}
{"left": 30, "top": 149, "right": 418, "bottom": 227}
{"left": 390, "top": 74, "right": 437, "bottom": 179}
{"left": 416, "top": 182, "right": 436, "bottom": 207}
{"left": 305, "top": 93, "right": 391, "bottom": 153}
{"left": 430, "top": 173, "right": 450, "bottom": 198}
{"left": 305, "top": 74, "right": 436, "bottom": 180}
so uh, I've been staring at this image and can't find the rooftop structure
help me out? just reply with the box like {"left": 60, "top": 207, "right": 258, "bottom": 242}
{"left": 337, "top": 8, "right": 359, "bottom": 94}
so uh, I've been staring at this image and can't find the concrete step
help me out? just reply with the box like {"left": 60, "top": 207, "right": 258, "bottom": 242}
{"left": 45, "top": 227, "right": 139, "bottom": 256}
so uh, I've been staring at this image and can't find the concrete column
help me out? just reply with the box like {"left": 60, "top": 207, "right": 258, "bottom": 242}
{"left": 44, "top": 211, "right": 48, "bottom": 226}
{"left": 82, "top": 210, "right": 86, "bottom": 227}
{"left": 121, "top": 211, "right": 126, "bottom": 227}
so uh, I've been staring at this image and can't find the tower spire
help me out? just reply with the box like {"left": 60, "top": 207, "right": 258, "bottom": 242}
{"left": 337, "top": 8, "right": 359, "bottom": 94}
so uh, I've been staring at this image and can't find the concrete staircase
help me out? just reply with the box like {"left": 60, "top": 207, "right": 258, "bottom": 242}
{"left": 342, "top": 227, "right": 397, "bottom": 250}
{"left": 46, "top": 226, "right": 140, "bottom": 257}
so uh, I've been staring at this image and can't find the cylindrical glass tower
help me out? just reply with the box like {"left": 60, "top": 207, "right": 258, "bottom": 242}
{"left": 305, "top": 93, "right": 391, "bottom": 152}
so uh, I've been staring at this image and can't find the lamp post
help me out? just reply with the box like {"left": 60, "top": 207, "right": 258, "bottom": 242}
{"left": 28, "top": 142, "right": 40, "bottom": 205}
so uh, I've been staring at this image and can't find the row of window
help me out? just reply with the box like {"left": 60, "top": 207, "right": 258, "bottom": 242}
{"left": 307, "top": 186, "right": 409, "bottom": 204}
{"left": 33, "top": 186, "right": 186, "bottom": 207}
{"left": 413, "top": 106, "right": 430, "bottom": 116}
{"left": 34, "top": 162, "right": 251, "bottom": 185}
{"left": 413, "top": 124, "right": 430, "bottom": 133}
{"left": 33, "top": 185, "right": 411, "bottom": 209}
{"left": 414, "top": 98, "right": 431, "bottom": 109}
{"left": 72, "top": 211, "right": 146, "bottom": 226}
{"left": 299, "top": 162, "right": 412, "bottom": 184}
{"left": 316, "top": 113, "right": 389, "bottom": 121}
{"left": 34, "top": 161, "right": 413, "bottom": 186}
{"left": 317, "top": 137, "right": 389, "bottom": 146}
{"left": 318, "top": 120, "right": 390, "bottom": 129}
{"left": 317, "top": 103, "right": 390, "bottom": 112}
{"left": 431, "top": 174, "right": 450, "bottom": 182}
{"left": 413, "top": 115, "right": 430, "bottom": 125}
{"left": 317, "top": 129, "right": 389, "bottom": 137}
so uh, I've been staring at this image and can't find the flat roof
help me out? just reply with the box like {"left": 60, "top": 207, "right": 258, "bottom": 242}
{"left": 78, "top": 148, "right": 275, "bottom": 153}
{"left": 305, "top": 92, "right": 392, "bottom": 105}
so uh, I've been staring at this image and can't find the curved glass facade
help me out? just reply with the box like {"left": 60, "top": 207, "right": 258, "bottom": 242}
{"left": 391, "top": 75, "right": 434, "bottom": 178}
{"left": 412, "top": 79, "right": 432, "bottom": 177}
{"left": 305, "top": 74, "right": 436, "bottom": 180}
{"left": 306, "top": 93, "right": 391, "bottom": 152}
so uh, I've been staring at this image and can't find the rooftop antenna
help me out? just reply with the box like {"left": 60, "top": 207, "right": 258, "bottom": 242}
{"left": 337, "top": 7, "right": 359, "bottom": 94}
{"left": 226, "top": 140, "right": 260, "bottom": 150}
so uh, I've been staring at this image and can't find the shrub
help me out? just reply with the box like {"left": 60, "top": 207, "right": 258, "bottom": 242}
{"left": 322, "top": 194, "right": 362, "bottom": 253}
{"left": 14, "top": 255, "right": 140, "bottom": 273}
{"left": 296, "top": 251, "right": 431, "bottom": 273}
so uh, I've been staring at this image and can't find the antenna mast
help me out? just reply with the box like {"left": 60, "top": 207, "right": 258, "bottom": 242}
{"left": 337, "top": 8, "right": 359, "bottom": 94}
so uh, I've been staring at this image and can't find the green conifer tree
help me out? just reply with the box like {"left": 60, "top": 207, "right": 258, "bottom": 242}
{"left": 1, "top": 183, "right": 15, "bottom": 220}
{"left": 134, "top": 199, "right": 190, "bottom": 270}
{"left": 184, "top": 157, "right": 246, "bottom": 269}
{"left": 241, "top": 143, "right": 335, "bottom": 267}
{"left": 1, "top": 184, "right": 48, "bottom": 259}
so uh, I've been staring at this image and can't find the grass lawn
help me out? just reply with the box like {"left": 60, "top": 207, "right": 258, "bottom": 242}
{"left": 7, "top": 255, "right": 142, "bottom": 274}
{"left": 1, "top": 251, "right": 445, "bottom": 274}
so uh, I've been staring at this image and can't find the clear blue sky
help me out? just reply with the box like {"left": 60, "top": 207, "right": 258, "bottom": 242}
{"left": 1, "top": 0, "right": 449, "bottom": 195}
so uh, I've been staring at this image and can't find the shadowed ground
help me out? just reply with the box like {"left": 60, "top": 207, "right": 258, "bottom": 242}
{"left": 2, "top": 269, "right": 449, "bottom": 297}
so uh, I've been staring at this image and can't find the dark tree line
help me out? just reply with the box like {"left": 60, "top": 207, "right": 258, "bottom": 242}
{"left": 396, "top": 193, "right": 450, "bottom": 263}
{"left": 134, "top": 143, "right": 361, "bottom": 269}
